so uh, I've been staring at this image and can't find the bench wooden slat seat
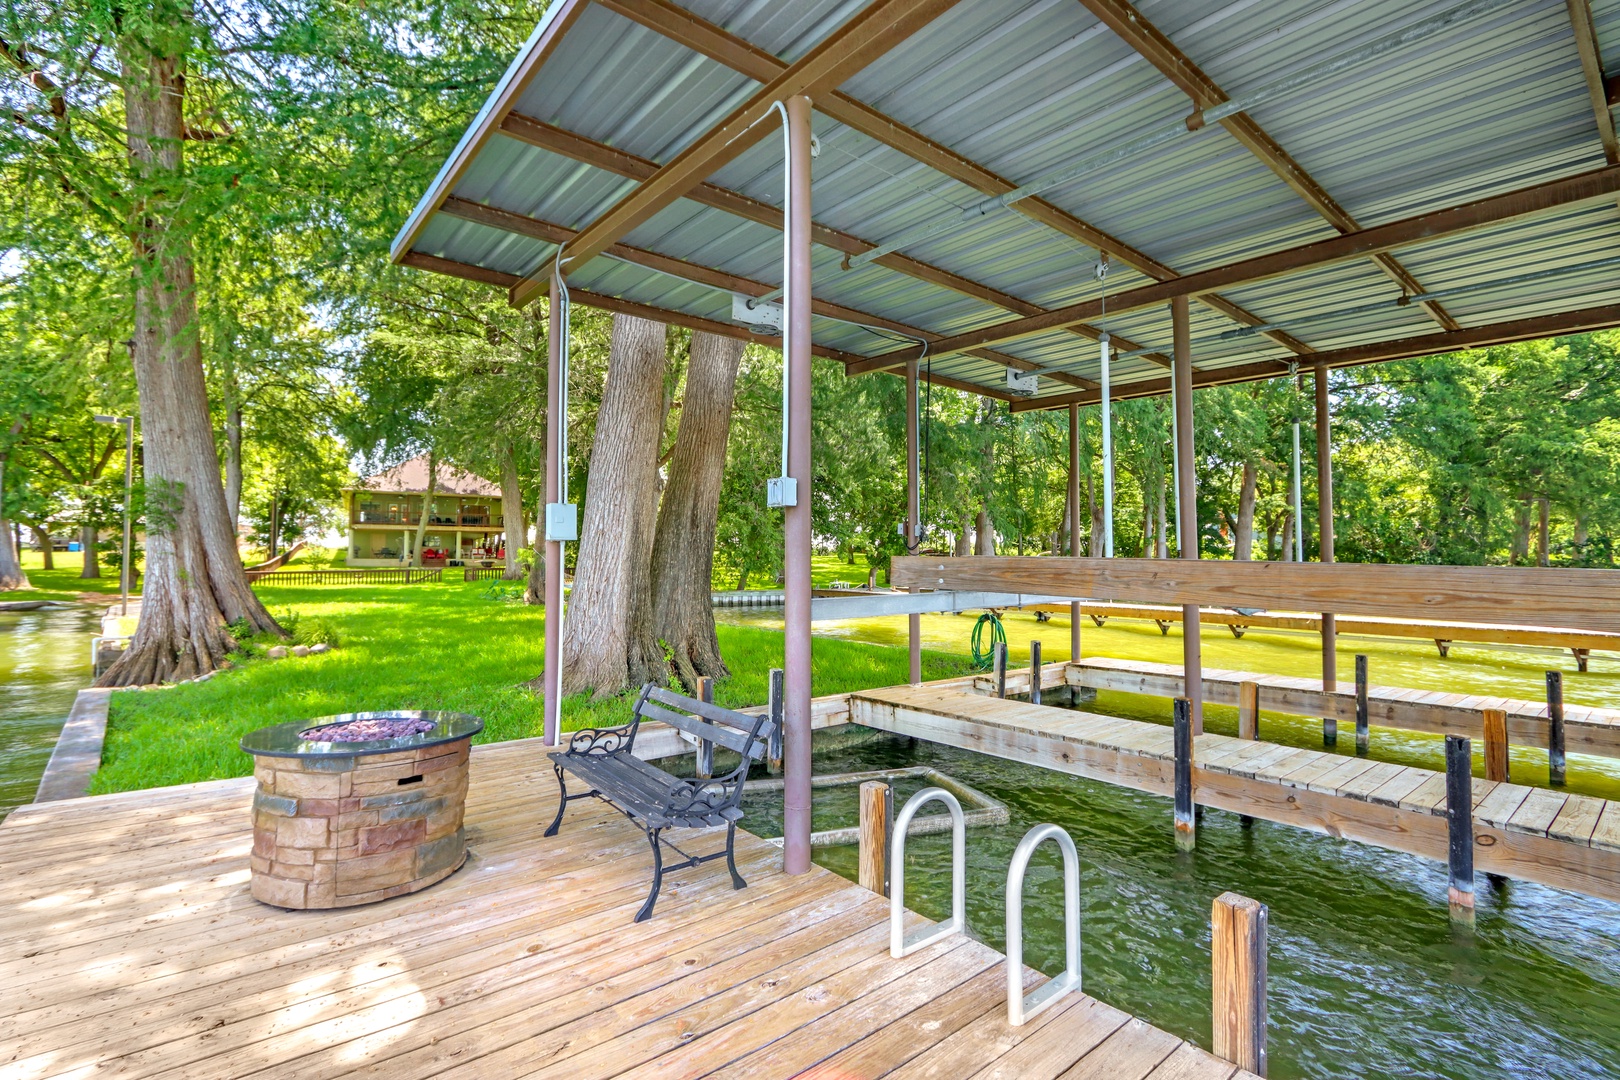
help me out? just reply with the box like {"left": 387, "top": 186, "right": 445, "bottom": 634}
{"left": 544, "top": 684, "right": 779, "bottom": 922}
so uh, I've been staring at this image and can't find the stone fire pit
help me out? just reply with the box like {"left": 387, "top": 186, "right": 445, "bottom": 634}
{"left": 240, "top": 710, "right": 482, "bottom": 909}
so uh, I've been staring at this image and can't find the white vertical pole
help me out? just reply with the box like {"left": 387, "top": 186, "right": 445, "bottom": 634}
{"left": 1100, "top": 334, "right": 1114, "bottom": 558}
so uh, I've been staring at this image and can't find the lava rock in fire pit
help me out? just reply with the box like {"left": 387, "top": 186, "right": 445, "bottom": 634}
{"left": 300, "top": 716, "right": 437, "bottom": 743}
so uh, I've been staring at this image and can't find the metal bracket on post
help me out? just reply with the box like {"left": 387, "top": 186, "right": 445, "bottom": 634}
{"left": 1355, "top": 654, "right": 1369, "bottom": 755}
{"left": 1546, "top": 670, "right": 1566, "bottom": 786}
{"left": 1005, "top": 823, "right": 1081, "bottom": 1026}
{"left": 1174, "top": 697, "right": 1196, "bottom": 852}
{"left": 890, "top": 787, "right": 965, "bottom": 958}
{"left": 1030, "top": 641, "right": 1042, "bottom": 705}
{"left": 767, "top": 668, "right": 784, "bottom": 774}
{"left": 1445, "top": 734, "right": 1475, "bottom": 925}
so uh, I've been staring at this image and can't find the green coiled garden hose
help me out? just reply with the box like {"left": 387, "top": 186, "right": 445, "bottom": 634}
{"left": 970, "top": 612, "right": 1006, "bottom": 670}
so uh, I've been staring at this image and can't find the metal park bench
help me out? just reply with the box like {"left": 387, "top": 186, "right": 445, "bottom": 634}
{"left": 544, "top": 684, "right": 779, "bottom": 922}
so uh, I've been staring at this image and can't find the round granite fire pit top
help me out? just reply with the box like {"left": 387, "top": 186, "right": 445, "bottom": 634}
{"left": 240, "top": 710, "right": 482, "bottom": 758}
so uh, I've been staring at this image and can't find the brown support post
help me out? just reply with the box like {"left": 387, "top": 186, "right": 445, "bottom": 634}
{"left": 1446, "top": 735, "right": 1476, "bottom": 924}
{"left": 1068, "top": 403, "right": 1082, "bottom": 661}
{"left": 1547, "top": 670, "right": 1567, "bottom": 785}
{"left": 695, "top": 676, "right": 715, "bottom": 779}
{"left": 782, "top": 95, "right": 814, "bottom": 875}
{"left": 767, "top": 667, "right": 784, "bottom": 774}
{"left": 858, "top": 780, "right": 893, "bottom": 897}
{"left": 1173, "top": 296, "right": 1203, "bottom": 732}
{"left": 1315, "top": 361, "right": 1338, "bottom": 746}
{"left": 906, "top": 358, "right": 922, "bottom": 685}
{"left": 1211, "top": 892, "right": 1269, "bottom": 1076}
{"left": 1237, "top": 681, "right": 1260, "bottom": 741}
{"left": 1173, "top": 696, "right": 1196, "bottom": 851}
{"left": 542, "top": 272, "right": 564, "bottom": 747}
{"left": 1030, "top": 640, "right": 1042, "bottom": 706}
{"left": 993, "top": 641, "right": 1008, "bottom": 699}
{"left": 1484, "top": 708, "right": 1510, "bottom": 782}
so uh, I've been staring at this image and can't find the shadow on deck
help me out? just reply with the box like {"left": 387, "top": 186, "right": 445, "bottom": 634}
{"left": 0, "top": 738, "right": 1252, "bottom": 1079}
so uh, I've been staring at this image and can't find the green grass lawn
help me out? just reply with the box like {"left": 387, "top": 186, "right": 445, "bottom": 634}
{"left": 10, "top": 549, "right": 121, "bottom": 602}
{"left": 93, "top": 577, "right": 973, "bottom": 794}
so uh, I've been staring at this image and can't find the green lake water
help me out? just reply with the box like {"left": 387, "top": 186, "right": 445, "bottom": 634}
{"left": 0, "top": 606, "right": 96, "bottom": 820}
{"left": 718, "top": 607, "right": 1620, "bottom": 1079}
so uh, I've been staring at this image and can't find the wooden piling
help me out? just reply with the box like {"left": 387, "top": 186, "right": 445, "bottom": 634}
{"left": 1445, "top": 734, "right": 1475, "bottom": 922}
{"left": 767, "top": 668, "right": 784, "bottom": 774}
{"left": 1174, "top": 697, "right": 1195, "bottom": 851}
{"left": 994, "top": 641, "right": 1007, "bottom": 699}
{"left": 1031, "top": 640, "right": 1043, "bottom": 706}
{"left": 1547, "top": 670, "right": 1566, "bottom": 786}
{"left": 1237, "top": 681, "right": 1259, "bottom": 741}
{"left": 1483, "top": 708, "right": 1509, "bottom": 783}
{"left": 695, "top": 676, "right": 715, "bottom": 779}
{"left": 1355, "top": 653, "right": 1369, "bottom": 754}
{"left": 1211, "top": 892, "right": 1268, "bottom": 1077}
{"left": 858, "top": 780, "right": 892, "bottom": 897}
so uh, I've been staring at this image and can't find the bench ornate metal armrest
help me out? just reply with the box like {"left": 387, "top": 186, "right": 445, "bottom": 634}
{"left": 543, "top": 683, "right": 779, "bottom": 922}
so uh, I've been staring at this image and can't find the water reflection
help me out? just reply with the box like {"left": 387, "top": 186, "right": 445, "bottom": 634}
{"left": 0, "top": 607, "right": 97, "bottom": 819}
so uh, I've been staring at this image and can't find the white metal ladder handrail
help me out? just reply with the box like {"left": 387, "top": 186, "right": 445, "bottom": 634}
{"left": 1005, "top": 823, "right": 1082, "bottom": 1025}
{"left": 889, "top": 787, "right": 966, "bottom": 958}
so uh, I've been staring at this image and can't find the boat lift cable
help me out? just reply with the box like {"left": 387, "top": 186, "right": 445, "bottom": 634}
{"left": 841, "top": 0, "right": 1517, "bottom": 276}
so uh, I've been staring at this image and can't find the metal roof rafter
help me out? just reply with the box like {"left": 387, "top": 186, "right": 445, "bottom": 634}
{"left": 853, "top": 163, "right": 1620, "bottom": 366}
{"left": 1075, "top": 0, "right": 1463, "bottom": 333}
{"left": 497, "top": 113, "right": 1169, "bottom": 380}
{"left": 595, "top": 0, "right": 1308, "bottom": 358}
{"left": 436, "top": 195, "right": 1102, "bottom": 392}
{"left": 514, "top": 0, "right": 966, "bottom": 306}
{"left": 1011, "top": 303, "right": 1620, "bottom": 412}
{"left": 1564, "top": 0, "right": 1619, "bottom": 166}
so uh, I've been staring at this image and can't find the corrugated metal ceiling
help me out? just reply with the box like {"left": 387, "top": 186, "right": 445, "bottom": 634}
{"left": 395, "top": 0, "right": 1620, "bottom": 407}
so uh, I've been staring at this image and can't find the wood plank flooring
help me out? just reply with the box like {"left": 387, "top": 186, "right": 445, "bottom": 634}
{"left": 1065, "top": 657, "right": 1620, "bottom": 758}
{"left": 0, "top": 738, "right": 1247, "bottom": 1080}
{"left": 850, "top": 685, "right": 1620, "bottom": 904}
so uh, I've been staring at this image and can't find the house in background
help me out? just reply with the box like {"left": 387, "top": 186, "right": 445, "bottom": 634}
{"left": 343, "top": 455, "right": 510, "bottom": 567}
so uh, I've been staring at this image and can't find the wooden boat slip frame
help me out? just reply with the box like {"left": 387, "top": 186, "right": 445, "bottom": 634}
{"left": 892, "top": 556, "right": 1620, "bottom": 634}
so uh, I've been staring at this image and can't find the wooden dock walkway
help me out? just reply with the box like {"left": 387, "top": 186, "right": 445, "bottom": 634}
{"left": 850, "top": 684, "right": 1620, "bottom": 904}
{"left": 1029, "top": 601, "right": 1619, "bottom": 668}
{"left": 0, "top": 738, "right": 1251, "bottom": 1080}
{"left": 1060, "top": 657, "right": 1620, "bottom": 760}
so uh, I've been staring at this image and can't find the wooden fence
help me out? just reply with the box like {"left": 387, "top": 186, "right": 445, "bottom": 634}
{"left": 463, "top": 567, "right": 510, "bottom": 582}
{"left": 246, "top": 567, "right": 444, "bottom": 585}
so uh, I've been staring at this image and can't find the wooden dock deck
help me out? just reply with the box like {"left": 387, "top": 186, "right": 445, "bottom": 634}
{"left": 850, "top": 684, "right": 1620, "bottom": 904}
{"left": 1060, "top": 657, "right": 1620, "bottom": 760}
{"left": 0, "top": 738, "right": 1250, "bottom": 1080}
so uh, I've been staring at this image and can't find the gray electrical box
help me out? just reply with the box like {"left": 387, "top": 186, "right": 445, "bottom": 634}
{"left": 544, "top": 502, "right": 578, "bottom": 542}
{"left": 766, "top": 476, "right": 798, "bottom": 508}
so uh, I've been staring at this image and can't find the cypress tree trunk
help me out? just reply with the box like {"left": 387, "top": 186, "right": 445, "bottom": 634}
{"left": 500, "top": 441, "right": 525, "bottom": 580}
{"left": 0, "top": 424, "right": 28, "bottom": 591}
{"left": 98, "top": 5, "right": 281, "bottom": 687}
{"left": 79, "top": 523, "right": 102, "bottom": 578}
{"left": 644, "top": 332, "right": 744, "bottom": 690}
{"left": 1234, "top": 460, "right": 1257, "bottom": 560}
{"left": 561, "top": 315, "right": 667, "bottom": 698}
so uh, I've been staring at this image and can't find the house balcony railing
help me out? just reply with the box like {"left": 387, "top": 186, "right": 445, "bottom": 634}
{"left": 352, "top": 512, "right": 504, "bottom": 528}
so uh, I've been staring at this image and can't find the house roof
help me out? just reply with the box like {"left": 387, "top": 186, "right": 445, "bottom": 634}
{"left": 351, "top": 455, "right": 501, "bottom": 498}
{"left": 390, "top": 0, "right": 1620, "bottom": 411}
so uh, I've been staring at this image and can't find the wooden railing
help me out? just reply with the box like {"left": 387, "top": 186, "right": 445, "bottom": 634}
{"left": 891, "top": 555, "right": 1620, "bottom": 633}
{"left": 463, "top": 566, "right": 509, "bottom": 582}
{"left": 246, "top": 567, "right": 443, "bottom": 585}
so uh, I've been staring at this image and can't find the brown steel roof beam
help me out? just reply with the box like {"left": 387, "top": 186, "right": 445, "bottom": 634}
{"left": 1075, "top": 0, "right": 1462, "bottom": 333}
{"left": 597, "top": 0, "right": 1298, "bottom": 357}
{"left": 396, "top": 252, "right": 1013, "bottom": 398}
{"left": 438, "top": 195, "right": 1098, "bottom": 391}
{"left": 524, "top": 0, "right": 966, "bottom": 303}
{"left": 1566, "top": 0, "right": 1619, "bottom": 165}
{"left": 862, "top": 162, "right": 1620, "bottom": 363}
{"left": 499, "top": 113, "right": 1155, "bottom": 379}
{"left": 1011, "top": 303, "right": 1620, "bottom": 411}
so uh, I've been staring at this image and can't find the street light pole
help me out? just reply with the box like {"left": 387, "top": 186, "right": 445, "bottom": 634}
{"left": 93, "top": 415, "right": 134, "bottom": 616}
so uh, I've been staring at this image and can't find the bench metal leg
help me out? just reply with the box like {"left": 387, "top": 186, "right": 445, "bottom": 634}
{"left": 725, "top": 822, "right": 746, "bottom": 891}
{"left": 543, "top": 764, "right": 569, "bottom": 838}
{"left": 636, "top": 828, "right": 665, "bottom": 923}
